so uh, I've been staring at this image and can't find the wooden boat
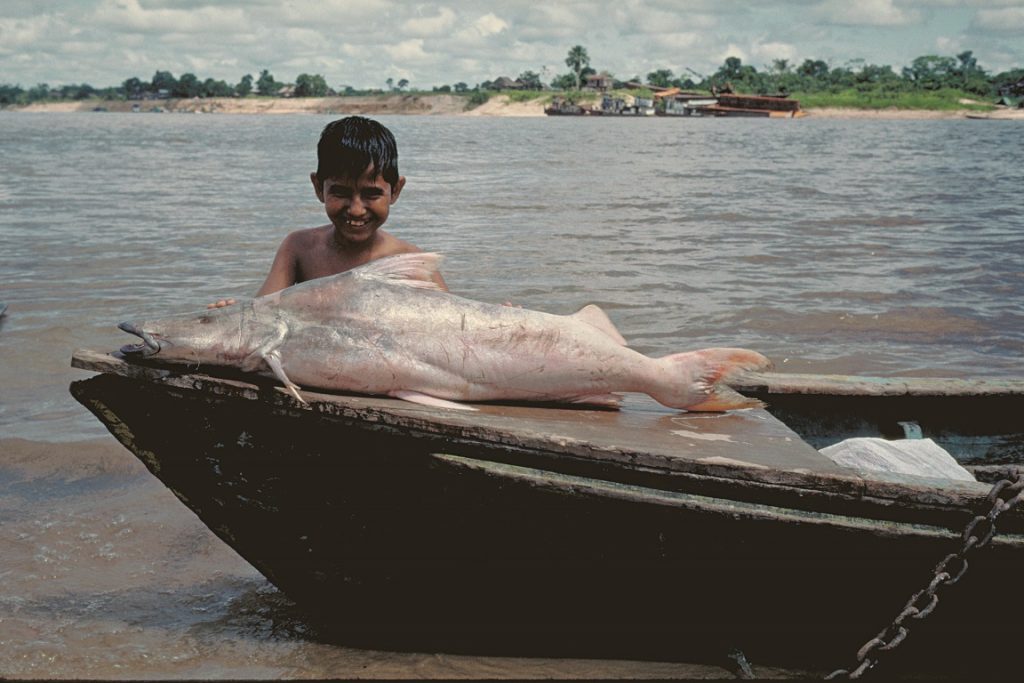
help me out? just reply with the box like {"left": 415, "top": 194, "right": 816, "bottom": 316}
{"left": 70, "top": 348, "right": 1024, "bottom": 677}
{"left": 698, "top": 94, "right": 807, "bottom": 118}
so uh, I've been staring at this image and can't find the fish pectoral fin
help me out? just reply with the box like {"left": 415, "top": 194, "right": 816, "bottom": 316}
{"left": 390, "top": 390, "right": 478, "bottom": 412}
{"left": 262, "top": 350, "right": 306, "bottom": 404}
{"left": 570, "top": 393, "right": 624, "bottom": 408}
{"left": 569, "top": 304, "right": 628, "bottom": 346}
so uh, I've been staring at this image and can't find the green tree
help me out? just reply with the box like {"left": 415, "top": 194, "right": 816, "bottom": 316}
{"left": 550, "top": 72, "right": 577, "bottom": 90}
{"left": 710, "top": 56, "right": 765, "bottom": 92}
{"left": 565, "top": 45, "right": 590, "bottom": 90}
{"left": 397, "top": 78, "right": 409, "bottom": 91}
{"left": 386, "top": 77, "right": 394, "bottom": 91}
{"left": 993, "top": 68, "right": 1024, "bottom": 97}
{"left": 122, "top": 77, "right": 145, "bottom": 98}
{"left": 59, "top": 83, "right": 95, "bottom": 100}
{"left": 902, "top": 55, "right": 957, "bottom": 90}
{"left": 0, "top": 83, "right": 25, "bottom": 105}
{"left": 453, "top": 82, "right": 468, "bottom": 93}
{"left": 202, "top": 78, "right": 234, "bottom": 97}
{"left": 151, "top": 70, "right": 177, "bottom": 95}
{"left": 517, "top": 70, "right": 542, "bottom": 89}
{"left": 173, "top": 72, "right": 200, "bottom": 97}
{"left": 235, "top": 74, "right": 253, "bottom": 97}
{"left": 796, "top": 59, "right": 829, "bottom": 80}
{"left": 647, "top": 69, "right": 674, "bottom": 88}
{"left": 851, "top": 63, "right": 900, "bottom": 93}
{"left": 954, "top": 50, "right": 989, "bottom": 95}
{"left": 256, "top": 69, "right": 278, "bottom": 95}
{"left": 295, "top": 73, "right": 329, "bottom": 97}
{"left": 26, "top": 83, "right": 51, "bottom": 101}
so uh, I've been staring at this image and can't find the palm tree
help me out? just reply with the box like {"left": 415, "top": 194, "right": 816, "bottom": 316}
{"left": 565, "top": 45, "right": 590, "bottom": 90}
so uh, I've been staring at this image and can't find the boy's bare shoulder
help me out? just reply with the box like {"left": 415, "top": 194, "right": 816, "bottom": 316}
{"left": 280, "top": 225, "right": 332, "bottom": 251}
{"left": 375, "top": 230, "right": 426, "bottom": 257}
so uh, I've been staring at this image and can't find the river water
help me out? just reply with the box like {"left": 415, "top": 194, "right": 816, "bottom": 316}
{"left": 0, "top": 112, "right": 1021, "bottom": 677}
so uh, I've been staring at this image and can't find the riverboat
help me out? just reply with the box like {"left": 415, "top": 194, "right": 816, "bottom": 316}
{"left": 70, "top": 348, "right": 1023, "bottom": 678}
{"left": 698, "top": 94, "right": 807, "bottom": 118}
{"left": 543, "top": 96, "right": 594, "bottom": 116}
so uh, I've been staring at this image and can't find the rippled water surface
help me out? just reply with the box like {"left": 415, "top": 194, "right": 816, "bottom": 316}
{"left": 1, "top": 112, "right": 1022, "bottom": 677}
{"left": 3, "top": 112, "right": 1022, "bottom": 441}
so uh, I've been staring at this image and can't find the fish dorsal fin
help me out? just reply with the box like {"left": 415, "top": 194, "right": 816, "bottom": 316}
{"left": 570, "top": 304, "right": 628, "bottom": 346}
{"left": 359, "top": 252, "right": 444, "bottom": 290}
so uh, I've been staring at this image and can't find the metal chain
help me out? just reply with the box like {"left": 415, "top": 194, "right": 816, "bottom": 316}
{"left": 825, "top": 468, "right": 1024, "bottom": 680}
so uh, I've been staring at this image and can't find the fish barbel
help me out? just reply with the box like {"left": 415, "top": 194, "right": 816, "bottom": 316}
{"left": 118, "top": 253, "right": 770, "bottom": 411}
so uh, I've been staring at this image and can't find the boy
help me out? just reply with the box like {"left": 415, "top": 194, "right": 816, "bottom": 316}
{"left": 209, "top": 116, "right": 445, "bottom": 308}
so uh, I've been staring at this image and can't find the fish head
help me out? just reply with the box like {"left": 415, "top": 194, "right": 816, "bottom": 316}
{"left": 118, "top": 305, "right": 263, "bottom": 366}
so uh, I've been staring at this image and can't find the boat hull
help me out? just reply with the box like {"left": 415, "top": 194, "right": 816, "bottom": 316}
{"left": 70, "top": 363, "right": 1024, "bottom": 676}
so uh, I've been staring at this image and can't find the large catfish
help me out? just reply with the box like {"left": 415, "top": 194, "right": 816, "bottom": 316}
{"left": 118, "top": 253, "right": 770, "bottom": 412}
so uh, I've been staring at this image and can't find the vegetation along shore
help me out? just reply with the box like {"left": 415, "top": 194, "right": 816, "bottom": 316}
{"left": 3, "top": 45, "right": 1023, "bottom": 119}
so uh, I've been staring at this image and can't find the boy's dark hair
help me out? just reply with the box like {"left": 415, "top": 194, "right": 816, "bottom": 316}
{"left": 315, "top": 116, "right": 400, "bottom": 190}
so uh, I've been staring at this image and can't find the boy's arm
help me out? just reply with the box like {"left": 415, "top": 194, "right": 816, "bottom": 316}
{"left": 255, "top": 234, "right": 300, "bottom": 297}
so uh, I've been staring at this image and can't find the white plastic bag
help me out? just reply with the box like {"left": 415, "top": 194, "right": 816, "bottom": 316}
{"left": 819, "top": 437, "right": 975, "bottom": 482}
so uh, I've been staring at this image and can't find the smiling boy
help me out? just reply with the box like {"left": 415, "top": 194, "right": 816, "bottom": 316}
{"left": 210, "top": 116, "right": 445, "bottom": 308}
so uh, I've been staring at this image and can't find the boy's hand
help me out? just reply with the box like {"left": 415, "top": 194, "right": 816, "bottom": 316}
{"left": 207, "top": 298, "right": 236, "bottom": 309}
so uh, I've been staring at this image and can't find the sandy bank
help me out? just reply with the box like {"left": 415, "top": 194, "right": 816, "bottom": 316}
{"left": 6, "top": 95, "right": 1019, "bottom": 119}
{"left": 5, "top": 93, "right": 544, "bottom": 116}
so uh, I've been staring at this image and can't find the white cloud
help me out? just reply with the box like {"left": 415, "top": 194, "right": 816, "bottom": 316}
{"left": 974, "top": 6, "right": 1024, "bottom": 31}
{"left": 611, "top": 2, "right": 715, "bottom": 34}
{"left": 718, "top": 43, "right": 749, "bottom": 65}
{"left": 271, "top": 0, "right": 390, "bottom": 27}
{"left": 814, "top": 0, "right": 920, "bottom": 26}
{"left": 93, "top": 0, "right": 248, "bottom": 34}
{"left": 471, "top": 12, "right": 509, "bottom": 36}
{"left": 751, "top": 40, "right": 799, "bottom": 66}
{"left": 0, "top": 14, "right": 57, "bottom": 52}
{"left": 403, "top": 7, "right": 457, "bottom": 35}
{"left": 383, "top": 38, "right": 430, "bottom": 62}
{"left": 934, "top": 35, "right": 964, "bottom": 53}
{"left": 647, "top": 31, "right": 702, "bottom": 51}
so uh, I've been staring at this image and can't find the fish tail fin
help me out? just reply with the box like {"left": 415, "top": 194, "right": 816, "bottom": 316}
{"left": 652, "top": 348, "right": 771, "bottom": 411}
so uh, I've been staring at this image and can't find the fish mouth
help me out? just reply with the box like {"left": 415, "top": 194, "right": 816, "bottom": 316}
{"left": 118, "top": 322, "right": 161, "bottom": 357}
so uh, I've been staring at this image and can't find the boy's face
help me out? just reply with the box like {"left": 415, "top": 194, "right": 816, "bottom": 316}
{"left": 311, "top": 164, "right": 405, "bottom": 245}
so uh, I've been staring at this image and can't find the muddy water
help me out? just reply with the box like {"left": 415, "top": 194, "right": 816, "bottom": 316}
{"left": 1, "top": 112, "right": 1020, "bottom": 677}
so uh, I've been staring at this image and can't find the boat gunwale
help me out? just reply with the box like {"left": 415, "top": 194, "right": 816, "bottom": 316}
{"left": 731, "top": 371, "right": 1024, "bottom": 397}
{"left": 430, "top": 452, "right": 1024, "bottom": 548}
{"left": 70, "top": 348, "right": 1023, "bottom": 534}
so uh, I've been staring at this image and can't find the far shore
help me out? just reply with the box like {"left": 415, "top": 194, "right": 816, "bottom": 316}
{"left": 5, "top": 93, "right": 1022, "bottom": 119}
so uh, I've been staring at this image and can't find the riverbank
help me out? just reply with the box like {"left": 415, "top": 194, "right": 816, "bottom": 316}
{"left": 6, "top": 93, "right": 1022, "bottom": 119}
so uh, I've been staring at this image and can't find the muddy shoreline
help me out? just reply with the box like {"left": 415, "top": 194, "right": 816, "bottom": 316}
{"left": 5, "top": 93, "right": 1020, "bottom": 119}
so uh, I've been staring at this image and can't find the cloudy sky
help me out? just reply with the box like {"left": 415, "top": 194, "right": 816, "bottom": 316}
{"left": 2, "top": 0, "right": 1023, "bottom": 90}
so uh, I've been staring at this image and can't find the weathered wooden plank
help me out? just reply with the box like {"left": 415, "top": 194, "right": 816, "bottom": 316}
{"left": 732, "top": 371, "right": 1024, "bottom": 397}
